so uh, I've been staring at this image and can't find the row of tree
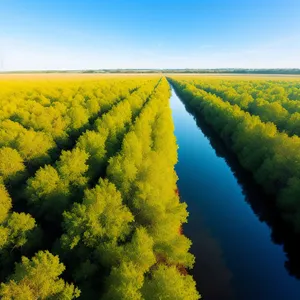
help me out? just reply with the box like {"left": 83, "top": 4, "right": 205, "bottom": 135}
{"left": 190, "top": 79, "right": 300, "bottom": 137}
{"left": 26, "top": 78, "right": 159, "bottom": 223}
{"left": 169, "top": 77, "right": 300, "bottom": 233}
{"left": 0, "top": 78, "right": 142, "bottom": 188}
{"left": 0, "top": 76, "right": 199, "bottom": 299}
{"left": 0, "top": 77, "right": 157, "bottom": 298}
{"left": 59, "top": 77, "right": 199, "bottom": 299}
{"left": 1, "top": 78, "right": 140, "bottom": 146}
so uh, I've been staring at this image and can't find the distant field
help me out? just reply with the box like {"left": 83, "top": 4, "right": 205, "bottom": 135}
{"left": 0, "top": 73, "right": 162, "bottom": 81}
{"left": 1, "top": 72, "right": 300, "bottom": 81}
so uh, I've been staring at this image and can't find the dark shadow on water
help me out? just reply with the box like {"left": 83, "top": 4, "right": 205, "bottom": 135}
{"left": 181, "top": 208, "right": 236, "bottom": 300}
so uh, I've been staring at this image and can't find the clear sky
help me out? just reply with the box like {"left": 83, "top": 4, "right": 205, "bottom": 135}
{"left": 0, "top": 0, "right": 299, "bottom": 70}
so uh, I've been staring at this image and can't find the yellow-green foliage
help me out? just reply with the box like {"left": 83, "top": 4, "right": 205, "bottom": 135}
{"left": 0, "top": 183, "right": 36, "bottom": 250}
{"left": 0, "top": 251, "right": 80, "bottom": 299}
{"left": 0, "top": 75, "right": 199, "bottom": 299}
{"left": 0, "top": 148, "right": 25, "bottom": 181}
{"left": 142, "top": 265, "right": 200, "bottom": 300}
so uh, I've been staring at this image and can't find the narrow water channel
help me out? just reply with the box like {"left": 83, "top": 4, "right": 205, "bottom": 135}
{"left": 169, "top": 86, "right": 300, "bottom": 300}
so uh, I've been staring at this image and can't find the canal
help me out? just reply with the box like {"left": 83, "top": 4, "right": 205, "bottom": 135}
{"left": 169, "top": 85, "right": 300, "bottom": 300}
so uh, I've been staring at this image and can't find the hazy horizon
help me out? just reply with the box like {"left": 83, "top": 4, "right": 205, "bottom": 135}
{"left": 1, "top": 0, "right": 300, "bottom": 71}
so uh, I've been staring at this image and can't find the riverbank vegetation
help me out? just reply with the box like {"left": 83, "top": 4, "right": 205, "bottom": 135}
{"left": 0, "top": 76, "right": 199, "bottom": 299}
{"left": 169, "top": 76, "right": 300, "bottom": 233}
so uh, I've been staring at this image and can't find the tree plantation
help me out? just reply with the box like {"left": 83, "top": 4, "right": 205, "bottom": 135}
{"left": 0, "top": 75, "right": 199, "bottom": 299}
{"left": 2, "top": 73, "right": 300, "bottom": 299}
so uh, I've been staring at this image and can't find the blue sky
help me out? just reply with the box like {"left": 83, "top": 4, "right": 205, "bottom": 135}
{"left": 0, "top": 0, "right": 299, "bottom": 70}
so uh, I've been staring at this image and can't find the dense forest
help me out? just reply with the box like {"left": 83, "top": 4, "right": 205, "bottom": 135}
{"left": 0, "top": 76, "right": 199, "bottom": 299}
{"left": 2, "top": 73, "right": 300, "bottom": 299}
{"left": 169, "top": 77, "right": 300, "bottom": 232}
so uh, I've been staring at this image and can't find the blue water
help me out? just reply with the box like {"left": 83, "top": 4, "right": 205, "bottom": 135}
{"left": 170, "top": 87, "right": 300, "bottom": 300}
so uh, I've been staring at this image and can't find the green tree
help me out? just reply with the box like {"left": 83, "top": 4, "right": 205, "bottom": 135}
{"left": 26, "top": 165, "right": 70, "bottom": 219}
{"left": 142, "top": 265, "right": 200, "bottom": 300}
{"left": 76, "top": 129, "right": 109, "bottom": 180}
{"left": 0, "top": 183, "right": 36, "bottom": 251}
{"left": 0, "top": 183, "right": 12, "bottom": 223}
{"left": 15, "top": 130, "right": 55, "bottom": 165}
{"left": 0, "top": 251, "right": 80, "bottom": 300}
{"left": 56, "top": 148, "right": 89, "bottom": 188}
{"left": 102, "top": 262, "right": 144, "bottom": 300}
{"left": 0, "top": 148, "right": 25, "bottom": 181}
{"left": 61, "top": 179, "right": 133, "bottom": 250}
{"left": 68, "top": 105, "right": 89, "bottom": 131}
{"left": 4, "top": 212, "right": 36, "bottom": 249}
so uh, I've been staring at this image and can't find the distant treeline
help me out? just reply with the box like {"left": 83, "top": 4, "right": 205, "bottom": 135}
{"left": 2, "top": 68, "right": 300, "bottom": 74}
{"left": 91, "top": 69, "right": 300, "bottom": 75}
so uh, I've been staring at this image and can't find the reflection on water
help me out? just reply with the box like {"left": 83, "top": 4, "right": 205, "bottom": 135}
{"left": 170, "top": 85, "right": 300, "bottom": 300}
{"left": 186, "top": 214, "right": 235, "bottom": 300}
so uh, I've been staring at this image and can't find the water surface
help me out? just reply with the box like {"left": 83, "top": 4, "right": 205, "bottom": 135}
{"left": 170, "top": 86, "right": 300, "bottom": 300}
